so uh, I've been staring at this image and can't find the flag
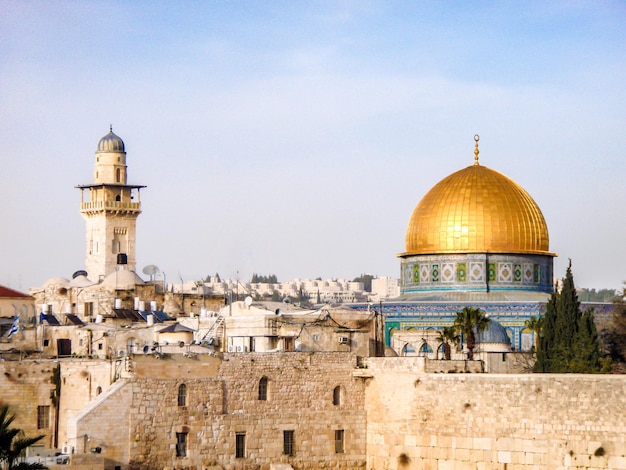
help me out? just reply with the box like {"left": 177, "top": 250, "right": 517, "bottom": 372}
{"left": 7, "top": 315, "right": 19, "bottom": 338}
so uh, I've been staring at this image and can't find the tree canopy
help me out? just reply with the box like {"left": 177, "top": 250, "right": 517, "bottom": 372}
{"left": 251, "top": 273, "right": 278, "bottom": 284}
{"left": 453, "top": 307, "right": 489, "bottom": 360}
{"left": 600, "top": 283, "right": 626, "bottom": 373}
{"left": 534, "top": 261, "right": 607, "bottom": 373}
{"left": 0, "top": 405, "right": 46, "bottom": 469}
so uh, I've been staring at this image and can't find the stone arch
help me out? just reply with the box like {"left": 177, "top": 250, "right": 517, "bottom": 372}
{"left": 258, "top": 376, "right": 270, "bottom": 401}
{"left": 333, "top": 385, "right": 342, "bottom": 406}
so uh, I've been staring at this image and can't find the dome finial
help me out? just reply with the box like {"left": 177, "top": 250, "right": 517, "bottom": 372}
{"left": 109, "top": 124, "right": 113, "bottom": 132}
{"left": 473, "top": 134, "right": 480, "bottom": 166}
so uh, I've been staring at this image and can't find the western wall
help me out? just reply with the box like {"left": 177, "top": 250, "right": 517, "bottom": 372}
{"left": 2, "top": 354, "right": 625, "bottom": 469}
{"left": 363, "top": 357, "right": 626, "bottom": 470}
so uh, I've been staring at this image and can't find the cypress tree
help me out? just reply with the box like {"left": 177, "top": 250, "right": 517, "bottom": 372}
{"left": 535, "top": 290, "right": 557, "bottom": 372}
{"left": 570, "top": 308, "right": 602, "bottom": 373}
{"left": 534, "top": 260, "right": 603, "bottom": 373}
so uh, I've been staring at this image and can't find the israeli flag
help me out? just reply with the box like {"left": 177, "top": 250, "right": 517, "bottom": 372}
{"left": 7, "top": 315, "right": 19, "bottom": 338}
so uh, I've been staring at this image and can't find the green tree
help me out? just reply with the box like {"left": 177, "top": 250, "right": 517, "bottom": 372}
{"left": 453, "top": 307, "right": 489, "bottom": 360}
{"left": 251, "top": 273, "right": 278, "bottom": 284}
{"left": 600, "top": 285, "right": 626, "bottom": 373}
{"left": 535, "top": 290, "right": 557, "bottom": 372}
{"left": 436, "top": 326, "right": 460, "bottom": 360}
{"left": 0, "top": 405, "right": 46, "bottom": 469}
{"left": 570, "top": 308, "right": 605, "bottom": 373}
{"left": 524, "top": 315, "right": 543, "bottom": 353}
{"left": 534, "top": 261, "right": 604, "bottom": 373}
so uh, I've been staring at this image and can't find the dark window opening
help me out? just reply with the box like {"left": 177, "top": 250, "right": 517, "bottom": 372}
{"left": 283, "top": 430, "right": 295, "bottom": 455}
{"left": 176, "top": 432, "right": 187, "bottom": 457}
{"left": 178, "top": 384, "right": 187, "bottom": 407}
{"left": 258, "top": 376, "right": 268, "bottom": 401}
{"left": 235, "top": 433, "right": 246, "bottom": 458}
{"left": 333, "top": 386, "right": 341, "bottom": 406}
{"left": 37, "top": 406, "right": 50, "bottom": 429}
{"left": 335, "top": 429, "right": 344, "bottom": 454}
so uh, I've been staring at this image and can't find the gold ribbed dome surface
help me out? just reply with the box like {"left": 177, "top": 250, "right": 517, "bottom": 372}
{"left": 403, "top": 163, "right": 552, "bottom": 256}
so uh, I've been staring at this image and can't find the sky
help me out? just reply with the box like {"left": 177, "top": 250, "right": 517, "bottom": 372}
{"left": 1, "top": 1, "right": 625, "bottom": 292}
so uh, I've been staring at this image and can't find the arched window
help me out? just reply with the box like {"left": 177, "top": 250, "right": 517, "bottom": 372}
{"left": 333, "top": 386, "right": 341, "bottom": 406}
{"left": 402, "top": 343, "right": 416, "bottom": 356}
{"left": 178, "top": 383, "right": 187, "bottom": 407}
{"left": 115, "top": 195, "right": 121, "bottom": 202}
{"left": 258, "top": 376, "right": 268, "bottom": 401}
{"left": 116, "top": 168, "right": 121, "bottom": 183}
{"left": 96, "top": 386, "right": 102, "bottom": 396}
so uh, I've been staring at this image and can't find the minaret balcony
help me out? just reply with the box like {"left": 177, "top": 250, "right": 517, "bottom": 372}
{"left": 80, "top": 201, "right": 141, "bottom": 213}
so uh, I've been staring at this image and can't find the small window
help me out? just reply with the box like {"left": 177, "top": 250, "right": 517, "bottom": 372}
{"left": 235, "top": 433, "right": 246, "bottom": 458}
{"left": 176, "top": 432, "right": 187, "bottom": 457}
{"left": 116, "top": 168, "right": 121, "bottom": 183}
{"left": 96, "top": 386, "right": 102, "bottom": 395}
{"left": 115, "top": 194, "right": 121, "bottom": 201}
{"left": 84, "top": 302, "right": 93, "bottom": 316}
{"left": 37, "top": 406, "right": 50, "bottom": 429}
{"left": 178, "top": 384, "right": 187, "bottom": 407}
{"left": 333, "top": 386, "right": 341, "bottom": 406}
{"left": 258, "top": 376, "right": 268, "bottom": 401}
{"left": 335, "top": 429, "right": 344, "bottom": 454}
{"left": 98, "top": 343, "right": 103, "bottom": 350}
{"left": 283, "top": 430, "right": 295, "bottom": 456}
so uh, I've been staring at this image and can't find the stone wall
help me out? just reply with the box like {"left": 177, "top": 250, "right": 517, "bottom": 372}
{"left": 69, "top": 379, "right": 132, "bottom": 469}
{"left": 363, "top": 357, "right": 626, "bottom": 470}
{"left": 0, "top": 360, "right": 57, "bottom": 448}
{"left": 57, "top": 360, "right": 115, "bottom": 447}
{"left": 121, "top": 352, "right": 367, "bottom": 469}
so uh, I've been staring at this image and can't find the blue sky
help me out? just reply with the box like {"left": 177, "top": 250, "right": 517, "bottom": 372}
{"left": 1, "top": 1, "right": 625, "bottom": 291}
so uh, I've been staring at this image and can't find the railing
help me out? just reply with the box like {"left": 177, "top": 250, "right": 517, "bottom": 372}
{"left": 81, "top": 201, "right": 141, "bottom": 211}
{"left": 201, "top": 314, "right": 225, "bottom": 344}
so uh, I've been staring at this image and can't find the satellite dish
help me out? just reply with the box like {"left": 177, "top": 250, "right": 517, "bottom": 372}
{"left": 72, "top": 270, "right": 88, "bottom": 279}
{"left": 244, "top": 296, "right": 253, "bottom": 308}
{"left": 142, "top": 265, "right": 160, "bottom": 280}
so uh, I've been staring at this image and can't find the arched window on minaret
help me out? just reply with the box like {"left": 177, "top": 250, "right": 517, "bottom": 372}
{"left": 116, "top": 168, "right": 121, "bottom": 183}
{"left": 115, "top": 195, "right": 121, "bottom": 202}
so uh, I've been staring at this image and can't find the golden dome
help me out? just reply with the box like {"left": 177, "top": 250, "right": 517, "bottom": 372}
{"left": 402, "top": 161, "right": 553, "bottom": 257}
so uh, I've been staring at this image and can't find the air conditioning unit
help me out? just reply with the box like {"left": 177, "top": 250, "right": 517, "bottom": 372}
{"left": 338, "top": 336, "right": 349, "bottom": 344}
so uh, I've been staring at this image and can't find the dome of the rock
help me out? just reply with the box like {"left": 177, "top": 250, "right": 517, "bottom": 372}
{"left": 403, "top": 163, "right": 551, "bottom": 256}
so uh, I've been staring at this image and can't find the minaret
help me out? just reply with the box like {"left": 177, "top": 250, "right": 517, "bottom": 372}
{"left": 77, "top": 127, "right": 146, "bottom": 281}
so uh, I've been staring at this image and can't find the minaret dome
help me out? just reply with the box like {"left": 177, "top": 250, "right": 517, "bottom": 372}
{"left": 97, "top": 126, "right": 126, "bottom": 153}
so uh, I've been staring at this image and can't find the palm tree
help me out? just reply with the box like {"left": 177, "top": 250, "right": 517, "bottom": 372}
{"left": 524, "top": 315, "right": 543, "bottom": 352}
{"left": 0, "top": 405, "right": 46, "bottom": 469}
{"left": 453, "top": 307, "right": 489, "bottom": 360}
{"left": 436, "top": 326, "right": 460, "bottom": 360}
